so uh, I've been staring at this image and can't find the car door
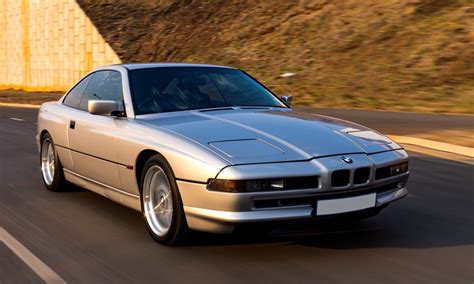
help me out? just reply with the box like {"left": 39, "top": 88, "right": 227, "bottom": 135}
{"left": 67, "top": 70, "right": 125, "bottom": 190}
{"left": 57, "top": 74, "right": 93, "bottom": 172}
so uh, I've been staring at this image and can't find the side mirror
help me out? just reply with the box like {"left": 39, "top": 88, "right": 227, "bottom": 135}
{"left": 280, "top": 95, "right": 293, "bottom": 106}
{"left": 88, "top": 100, "right": 120, "bottom": 116}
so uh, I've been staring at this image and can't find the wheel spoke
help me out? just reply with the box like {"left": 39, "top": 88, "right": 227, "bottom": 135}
{"left": 142, "top": 165, "right": 174, "bottom": 237}
{"left": 41, "top": 138, "right": 55, "bottom": 186}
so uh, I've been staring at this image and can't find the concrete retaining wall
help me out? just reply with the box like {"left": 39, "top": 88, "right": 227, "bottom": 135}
{"left": 0, "top": 0, "right": 121, "bottom": 92}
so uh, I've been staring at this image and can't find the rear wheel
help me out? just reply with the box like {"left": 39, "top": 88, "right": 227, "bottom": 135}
{"left": 140, "top": 155, "right": 189, "bottom": 245}
{"left": 40, "top": 133, "right": 67, "bottom": 191}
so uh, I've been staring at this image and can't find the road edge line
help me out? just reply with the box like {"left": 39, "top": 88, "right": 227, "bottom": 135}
{"left": 0, "top": 103, "right": 41, "bottom": 109}
{"left": 388, "top": 135, "right": 474, "bottom": 158}
{"left": 0, "top": 227, "right": 66, "bottom": 284}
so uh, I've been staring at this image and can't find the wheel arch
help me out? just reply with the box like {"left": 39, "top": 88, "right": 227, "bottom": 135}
{"left": 39, "top": 129, "right": 49, "bottom": 141}
{"left": 135, "top": 149, "right": 160, "bottom": 192}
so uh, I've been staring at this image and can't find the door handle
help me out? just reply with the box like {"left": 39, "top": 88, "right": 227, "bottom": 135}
{"left": 69, "top": 120, "right": 76, "bottom": 129}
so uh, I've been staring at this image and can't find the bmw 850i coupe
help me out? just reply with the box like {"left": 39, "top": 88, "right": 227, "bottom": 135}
{"left": 37, "top": 63, "right": 409, "bottom": 245}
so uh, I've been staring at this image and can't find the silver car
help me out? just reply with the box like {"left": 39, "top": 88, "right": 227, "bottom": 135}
{"left": 37, "top": 63, "right": 409, "bottom": 245}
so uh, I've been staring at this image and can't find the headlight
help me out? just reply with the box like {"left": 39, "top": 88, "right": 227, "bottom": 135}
{"left": 376, "top": 162, "right": 409, "bottom": 180}
{"left": 207, "top": 176, "right": 319, "bottom": 193}
{"left": 390, "top": 162, "right": 408, "bottom": 176}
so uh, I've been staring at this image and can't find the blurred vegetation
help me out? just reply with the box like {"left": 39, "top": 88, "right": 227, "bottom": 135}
{"left": 0, "top": 90, "right": 62, "bottom": 104}
{"left": 78, "top": 0, "right": 474, "bottom": 114}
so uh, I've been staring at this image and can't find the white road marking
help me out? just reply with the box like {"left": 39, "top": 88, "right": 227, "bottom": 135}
{"left": 0, "top": 227, "right": 66, "bottom": 284}
{"left": 389, "top": 135, "right": 474, "bottom": 158}
{"left": 9, "top": 117, "right": 25, "bottom": 122}
{"left": 0, "top": 103, "right": 40, "bottom": 109}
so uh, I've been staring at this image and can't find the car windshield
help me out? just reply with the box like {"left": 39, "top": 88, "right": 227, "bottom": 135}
{"left": 128, "top": 67, "right": 286, "bottom": 115}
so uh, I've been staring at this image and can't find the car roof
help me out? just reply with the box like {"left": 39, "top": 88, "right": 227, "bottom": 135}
{"left": 118, "top": 63, "right": 236, "bottom": 70}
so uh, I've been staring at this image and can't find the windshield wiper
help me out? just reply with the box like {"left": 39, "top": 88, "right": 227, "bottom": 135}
{"left": 198, "top": 107, "right": 235, "bottom": 112}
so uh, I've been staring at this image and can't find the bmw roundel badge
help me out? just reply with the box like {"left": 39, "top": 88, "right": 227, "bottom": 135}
{"left": 342, "top": 156, "right": 353, "bottom": 164}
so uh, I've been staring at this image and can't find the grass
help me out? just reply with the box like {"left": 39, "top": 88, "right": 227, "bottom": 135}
{"left": 8, "top": 0, "right": 474, "bottom": 114}
{"left": 0, "top": 90, "right": 62, "bottom": 105}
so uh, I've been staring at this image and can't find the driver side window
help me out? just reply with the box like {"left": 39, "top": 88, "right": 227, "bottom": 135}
{"left": 63, "top": 75, "right": 92, "bottom": 109}
{"left": 78, "top": 71, "right": 124, "bottom": 112}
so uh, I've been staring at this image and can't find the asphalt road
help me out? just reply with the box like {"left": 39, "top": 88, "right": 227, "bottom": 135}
{"left": 0, "top": 107, "right": 473, "bottom": 283}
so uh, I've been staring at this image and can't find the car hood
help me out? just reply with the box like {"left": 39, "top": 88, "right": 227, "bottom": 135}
{"left": 139, "top": 108, "right": 402, "bottom": 165}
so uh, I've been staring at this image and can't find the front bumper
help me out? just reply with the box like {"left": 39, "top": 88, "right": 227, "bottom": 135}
{"left": 180, "top": 180, "right": 407, "bottom": 233}
{"left": 179, "top": 150, "right": 410, "bottom": 234}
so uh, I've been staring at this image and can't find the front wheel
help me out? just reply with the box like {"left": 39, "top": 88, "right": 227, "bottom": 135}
{"left": 140, "top": 155, "right": 189, "bottom": 245}
{"left": 40, "top": 132, "right": 67, "bottom": 191}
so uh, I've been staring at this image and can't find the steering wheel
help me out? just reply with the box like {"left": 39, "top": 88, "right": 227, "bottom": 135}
{"left": 137, "top": 92, "right": 162, "bottom": 113}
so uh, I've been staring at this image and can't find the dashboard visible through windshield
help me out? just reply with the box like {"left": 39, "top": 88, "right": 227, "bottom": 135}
{"left": 128, "top": 67, "right": 286, "bottom": 115}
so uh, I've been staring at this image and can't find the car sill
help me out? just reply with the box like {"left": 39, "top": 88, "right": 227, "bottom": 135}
{"left": 63, "top": 168, "right": 139, "bottom": 199}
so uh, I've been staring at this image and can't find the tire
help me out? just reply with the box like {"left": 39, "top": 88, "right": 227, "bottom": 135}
{"left": 40, "top": 132, "right": 67, "bottom": 191}
{"left": 140, "top": 154, "right": 189, "bottom": 245}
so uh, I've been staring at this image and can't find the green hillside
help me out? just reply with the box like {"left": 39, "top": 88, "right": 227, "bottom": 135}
{"left": 78, "top": 0, "right": 474, "bottom": 113}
